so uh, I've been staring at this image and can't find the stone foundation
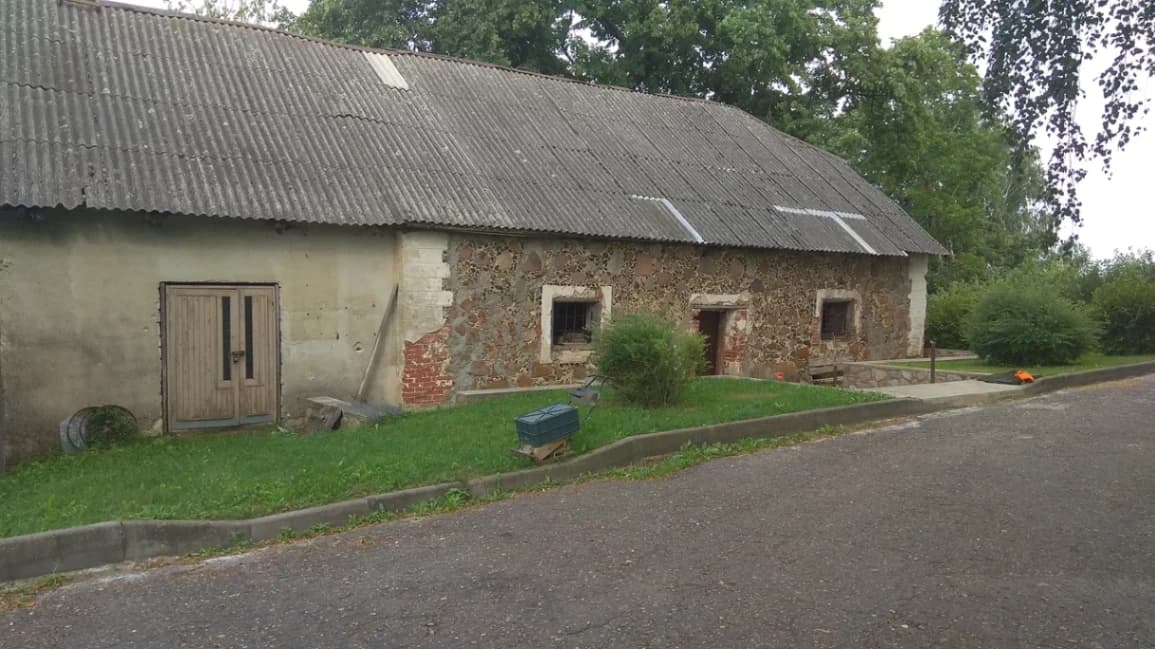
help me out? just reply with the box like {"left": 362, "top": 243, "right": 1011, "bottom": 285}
{"left": 843, "top": 363, "right": 982, "bottom": 389}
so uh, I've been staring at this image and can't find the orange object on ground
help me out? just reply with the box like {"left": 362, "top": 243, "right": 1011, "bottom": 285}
{"left": 1014, "top": 369, "right": 1035, "bottom": 384}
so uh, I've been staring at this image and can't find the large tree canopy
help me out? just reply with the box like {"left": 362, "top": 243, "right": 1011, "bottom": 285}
{"left": 566, "top": 0, "right": 880, "bottom": 138}
{"left": 293, "top": 0, "right": 572, "bottom": 74}
{"left": 293, "top": 0, "right": 881, "bottom": 141}
{"left": 940, "top": 0, "right": 1155, "bottom": 227}
{"left": 818, "top": 29, "right": 1053, "bottom": 288}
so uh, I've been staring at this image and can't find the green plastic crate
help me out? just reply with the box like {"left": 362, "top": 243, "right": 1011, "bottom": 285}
{"left": 515, "top": 403, "right": 579, "bottom": 447}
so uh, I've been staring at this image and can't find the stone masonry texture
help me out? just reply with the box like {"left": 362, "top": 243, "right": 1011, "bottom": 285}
{"left": 444, "top": 234, "right": 915, "bottom": 394}
{"left": 843, "top": 363, "right": 977, "bottom": 389}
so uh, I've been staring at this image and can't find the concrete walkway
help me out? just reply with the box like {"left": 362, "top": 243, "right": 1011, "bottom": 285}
{"left": 873, "top": 379, "right": 1024, "bottom": 400}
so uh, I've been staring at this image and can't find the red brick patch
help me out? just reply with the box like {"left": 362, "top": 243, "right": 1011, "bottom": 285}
{"left": 402, "top": 324, "right": 453, "bottom": 406}
{"left": 720, "top": 309, "right": 749, "bottom": 375}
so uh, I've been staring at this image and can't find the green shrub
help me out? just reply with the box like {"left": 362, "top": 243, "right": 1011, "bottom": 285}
{"left": 967, "top": 284, "right": 1098, "bottom": 365}
{"left": 594, "top": 313, "right": 705, "bottom": 407}
{"left": 1001, "top": 258, "right": 1089, "bottom": 302}
{"left": 925, "top": 282, "right": 981, "bottom": 349}
{"left": 1092, "top": 269, "right": 1155, "bottom": 354}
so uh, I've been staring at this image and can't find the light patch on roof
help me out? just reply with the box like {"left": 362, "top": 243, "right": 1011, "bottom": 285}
{"left": 773, "top": 204, "right": 878, "bottom": 254}
{"left": 363, "top": 52, "right": 410, "bottom": 90}
{"left": 773, "top": 205, "right": 866, "bottom": 221}
{"left": 829, "top": 216, "right": 878, "bottom": 255}
{"left": 631, "top": 195, "right": 705, "bottom": 243}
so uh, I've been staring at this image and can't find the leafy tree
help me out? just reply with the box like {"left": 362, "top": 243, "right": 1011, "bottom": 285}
{"left": 293, "top": 0, "right": 882, "bottom": 140}
{"left": 707, "top": 0, "right": 881, "bottom": 137}
{"left": 291, "top": 0, "right": 430, "bottom": 49}
{"left": 940, "top": 0, "right": 1155, "bottom": 228}
{"left": 816, "top": 30, "right": 1053, "bottom": 290}
{"left": 564, "top": 0, "right": 882, "bottom": 139}
{"left": 165, "top": 0, "right": 295, "bottom": 24}
{"left": 294, "top": 0, "right": 569, "bottom": 72}
{"left": 435, "top": 0, "right": 572, "bottom": 73}
{"left": 296, "top": 0, "right": 572, "bottom": 72}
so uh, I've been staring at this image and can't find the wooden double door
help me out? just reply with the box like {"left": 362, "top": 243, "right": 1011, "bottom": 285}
{"left": 163, "top": 285, "right": 279, "bottom": 431}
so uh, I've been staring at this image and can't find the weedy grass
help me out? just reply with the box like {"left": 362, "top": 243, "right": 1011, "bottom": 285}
{"left": 0, "top": 575, "right": 71, "bottom": 613}
{"left": 0, "top": 378, "right": 885, "bottom": 538}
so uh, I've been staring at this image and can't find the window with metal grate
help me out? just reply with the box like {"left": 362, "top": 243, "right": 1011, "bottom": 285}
{"left": 553, "top": 301, "right": 594, "bottom": 344}
{"left": 820, "top": 300, "right": 852, "bottom": 340}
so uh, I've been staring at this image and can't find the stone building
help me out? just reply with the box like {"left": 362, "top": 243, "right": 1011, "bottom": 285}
{"left": 0, "top": 0, "right": 944, "bottom": 463}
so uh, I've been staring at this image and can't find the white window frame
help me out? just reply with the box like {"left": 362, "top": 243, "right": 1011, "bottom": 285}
{"left": 539, "top": 285, "right": 612, "bottom": 364}
{"left": 814, "top": 289, "right": 861, "bottom": 342}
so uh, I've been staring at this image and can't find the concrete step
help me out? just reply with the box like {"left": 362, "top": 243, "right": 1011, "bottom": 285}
{"left": 304, "top": 396, "right": 400, "bottom": 426}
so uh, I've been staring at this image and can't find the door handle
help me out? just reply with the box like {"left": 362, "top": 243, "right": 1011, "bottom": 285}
{"left": 231, "top": 350, "right": 246, "bottom": 363}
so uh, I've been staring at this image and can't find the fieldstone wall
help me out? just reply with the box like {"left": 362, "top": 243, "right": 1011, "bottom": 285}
{"left": 843, "top": 363, "right": 981, "bottom": 389}
{"left": 443, "top": 234, "right": 917, "bottom": 394}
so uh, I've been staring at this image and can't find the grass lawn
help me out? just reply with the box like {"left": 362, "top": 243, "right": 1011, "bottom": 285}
{"left": 0, "top": 378, "right": 886, "bottom": 538}
{"left": 891, "top": 353, "right": 1155, "bottom": 377}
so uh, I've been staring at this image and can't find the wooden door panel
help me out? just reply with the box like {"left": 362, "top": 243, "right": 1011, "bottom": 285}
{"left": 165, "top": 287, "right": 240, "bottom": 426}
{"left": 238, "top": 286, "right": 277, "bottom": 421}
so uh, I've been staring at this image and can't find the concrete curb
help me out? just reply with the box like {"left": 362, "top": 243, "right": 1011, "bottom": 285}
{"left": 3, "top": 361, "right": 1152, "bottom": 583}
{"left": 1023, "top": 360, "right": 1155, "bottom": 395}
{"left": 0, "top": 481, "right": 466, "bottom": 583}
{"left": 465, "top": 398, "right": 938, "bottom": 497}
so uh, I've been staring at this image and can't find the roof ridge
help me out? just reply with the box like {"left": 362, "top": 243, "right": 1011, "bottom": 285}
{"left": 97, "top": 0, "right": 723, "bottom": 109}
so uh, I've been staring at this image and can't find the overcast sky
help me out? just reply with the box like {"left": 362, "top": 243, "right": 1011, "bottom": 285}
{"left": 129, "top": 0, "right": 1153, "bottom": 258}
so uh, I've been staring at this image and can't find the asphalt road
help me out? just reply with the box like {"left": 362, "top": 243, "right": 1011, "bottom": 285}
{"left": 4, "top": 377, "right": 1155, "bottom": 648}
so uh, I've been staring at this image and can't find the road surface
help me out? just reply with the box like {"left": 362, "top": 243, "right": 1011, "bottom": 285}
{"left": 4, "top": 376, "right": 1154, "bottom": 648}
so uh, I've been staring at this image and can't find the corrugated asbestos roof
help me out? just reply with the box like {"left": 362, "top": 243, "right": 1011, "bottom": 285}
{"left": 0, "top": 0, "right": 947, "bottom": 256}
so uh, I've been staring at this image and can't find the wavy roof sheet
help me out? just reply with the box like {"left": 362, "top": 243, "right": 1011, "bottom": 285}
{"left": 0, "top": 0, "right": 947, "bottom": 256}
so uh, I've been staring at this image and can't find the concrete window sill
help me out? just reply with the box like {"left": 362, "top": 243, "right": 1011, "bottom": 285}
{"left": 551, "top": 347, "right": 594, "bottom": 365}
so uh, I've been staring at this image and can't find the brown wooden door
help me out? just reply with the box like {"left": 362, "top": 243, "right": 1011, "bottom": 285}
{"left": 164, "top": 285, "right": 278, "bottom": 431}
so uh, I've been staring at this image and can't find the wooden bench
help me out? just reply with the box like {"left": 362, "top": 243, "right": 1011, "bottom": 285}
{"left": 806, "top": 364, "right": 845, "bottom": 386}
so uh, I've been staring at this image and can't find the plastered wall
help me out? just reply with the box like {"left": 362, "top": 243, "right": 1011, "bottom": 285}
{"left": 0, "top": 210, "right": 399, "bottom": 462}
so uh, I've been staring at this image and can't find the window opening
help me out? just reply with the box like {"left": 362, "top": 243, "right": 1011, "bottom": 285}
{"left": 820, "top": 301, "right": 852, "bottom": 340}
{"left": 553, "top": 301, "right": 593, "bottom": 344}
{"left": 221, "top": 295, "right": 232, "bottom": 381}
{"left": 244, "top": 295, "right": 255, "bottom": 380}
